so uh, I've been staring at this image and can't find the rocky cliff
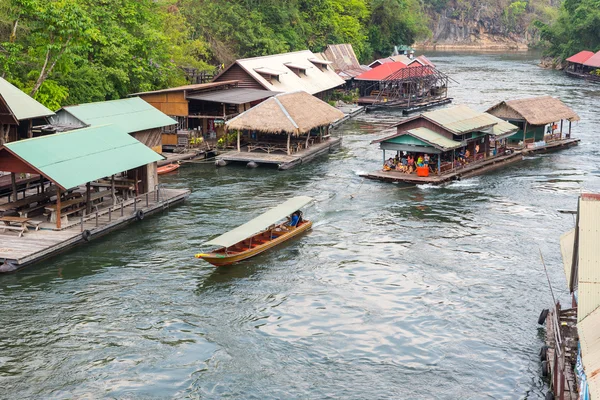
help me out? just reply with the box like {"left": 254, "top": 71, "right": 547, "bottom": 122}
{"left": 416, "top": 0, "right": 555, "bottom": 50}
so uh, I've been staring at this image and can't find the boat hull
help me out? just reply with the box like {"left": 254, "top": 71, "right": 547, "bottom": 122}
{"left": 197, "top": 221, "right": 312, "bottom": 267}
{"left": 157, "top": 163, "right": 180, "bottom": 175}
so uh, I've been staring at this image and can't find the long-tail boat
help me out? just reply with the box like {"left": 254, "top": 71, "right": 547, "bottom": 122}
{"left": 157, "top": 163, "right": 180, "bottom": 175}
{"left": 195, "top": 196, "right": 313, "bottom": 267}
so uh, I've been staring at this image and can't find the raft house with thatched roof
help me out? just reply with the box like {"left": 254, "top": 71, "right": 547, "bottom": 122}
{"left": 361, "top": 105, "right": 524, "bottom": 184}
{"left": 0, "top": 124, "right": 190, "bottom": 273}
{"left": 215, "top": 91, "right": 345, "bottom": 170}
{"left": 486, "top": 96, "right": 580, "bottom": 152}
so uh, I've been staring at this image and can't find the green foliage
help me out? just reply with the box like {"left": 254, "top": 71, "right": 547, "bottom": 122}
{"left": 0, "top": 0, "right": 434, "bottom": 108}
{"left": 535, "top": 0, "right": 600, "bottom": 59}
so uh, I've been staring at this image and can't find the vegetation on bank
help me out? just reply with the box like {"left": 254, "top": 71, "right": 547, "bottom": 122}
{"left": 0, "top": 0, "right": 430, "bottom": 109}
{"left": 534, "top": 0, "right": 600, "bottom": 60}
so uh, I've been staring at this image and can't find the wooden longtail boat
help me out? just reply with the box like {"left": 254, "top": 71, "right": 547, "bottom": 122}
{"left": 157, "top": 163, "right": 180, "bottom": 175}
{"left": 195, "top": 196, "right": 313, "bottom": 267}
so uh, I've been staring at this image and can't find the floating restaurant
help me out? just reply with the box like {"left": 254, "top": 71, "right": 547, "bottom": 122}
{"left": 362, "top": 96, "right": 581, "bottom": 185}
{"left": 0, "top": 125, "right": 190, "bottom": 272}
{"left": 564, "top": 50, "right": 600, "bottom": 83}
{"left": 216, "top": 91, "right": 344, "bottom": 170}
{"left": 539, "top": 193, "right": 600, "bottom": 400}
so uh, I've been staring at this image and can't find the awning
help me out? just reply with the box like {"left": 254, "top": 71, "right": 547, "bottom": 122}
{"left": 204, "top": 196, "right": 313, "bottom": 248}
{"left": 0, "top": 124, "right": 163, "bottom": 190}
{"left": 254, "top": 67, "right": 286, "bottom": 76}
{"left": 186, "top": 88, "right": 279, "bottom": 105}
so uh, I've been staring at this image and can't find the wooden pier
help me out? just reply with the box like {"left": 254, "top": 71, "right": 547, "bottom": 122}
{"left": 0, "top": 187, "right": 190, "bottom": 272}
{"left": 361, "top": 138, "right": 580, "bottom": 185}
{"left": 216, "top": 137, "right": 342, "bottom": 170}
{"left": 364, "top": 97, "right": 453, "bottom": 115}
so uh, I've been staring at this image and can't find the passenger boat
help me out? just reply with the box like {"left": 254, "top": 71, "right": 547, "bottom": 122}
{"left": 195, "top": 196, "right": 313, "bottom": 266}
{"left": 157, "top": 163, "right": 180, "bottom": 175}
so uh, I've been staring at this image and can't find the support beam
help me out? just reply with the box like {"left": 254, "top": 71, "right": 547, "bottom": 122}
{"left": 56, "top": 190, "right": 62, "bottom": 229}
{"left": 286, "top": 132, "right": 291, "bottom": 156}
{"left": 11, "top": 172, "right": 17, "bottom": 202}
{"left": 523, "top": 122, "right": 528, "bottom": 148}
{"left": 111, "top": 175, "right": 116, "bottom": 205}
{"left": 85, "top": 182, "right": 91, "bottom": 215}
{"left": 237, "top": 130, "right": 241, "bottom": 152}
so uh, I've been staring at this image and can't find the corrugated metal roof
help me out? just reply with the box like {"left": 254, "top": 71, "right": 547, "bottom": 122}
{"left": 221, "top": 50, "right": 345, "bottom": 95}
{"left": 372, "top": 127, "right": 461, "bottom": 151}
{"left": 560, "top": 228, "right": 575, "bottom": 287}
{"left": 3, "top": 125, "right": 163, "bottom": 190}
{"left": 318, "top": 44, "right": 362, "bottom": 72}
{"left": 60, "top": 97, "right": 176, "bottom": 134}
{"left": 577, "top": 195, "right": 600, "bottom": 322}
{"left": 0, "top": 77, "right": 54, "bottom": 121}
{"left": 566, "top": 50, "right": 595, "bottom": 64}
{"left": 424, "top": 105, "right": 496, "bottom": 134}
{"left": 186, "top": 88, "right": 279, "bottom": 105}
{"left": 284, "top": 62, "right": 310, "bottom": 71}
{"left": 129, "top": 80, "right": 238, "bottom": 96}
{"left": 578, "top": 306, "right": 600, "bottom": 399}
{"left": 355, "top": 62, "right": 407, "bottom": 81}
{"left": 583, "top": 51, "right": 600, "bottom": 68}
{"left": 254, "top": 67, "right": 287, "bottom": 76}
{"left": 407, "top": 127, "right": 462, "bottom": 150}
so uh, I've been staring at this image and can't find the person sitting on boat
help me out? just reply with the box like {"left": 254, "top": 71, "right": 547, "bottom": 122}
{"left": 383, "top": 158, "right": 394, "bottom": 171}
{"left": 416, "top": 155, "right": 424, "bottom": 167}
{"left": 406, "top": 155, "right": 415, "bottom": 173}
{"left": 464, "top": 149, "right": 471, "bottom": 163}
{"left": 287, "top": 211, "right": 300, "bottom": 227}
{"left": 423, "top": 154, "right": 430, "bottom": 166}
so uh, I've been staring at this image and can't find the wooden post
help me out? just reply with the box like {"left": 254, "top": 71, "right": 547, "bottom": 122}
{"left": 522, "top": 122, "right": 528, "bottom": 148}
{"left": 437, "top": 155, "right": 441, "bottom": 175}
{"left": 568, "top": 120, "right": 572, "bottom": 138}
{"left": 10, "top": 172, "right": 17, "bottom": 202}
{"left": 85, "top": 182, "right": 91, "bottom": 215}
{"left": 560, "top": 119, "right": 563, "bottom": 140}
{"left": 56, "top": 190, "right": 62, "bottom": 229}
{"left": 305, "top": 131, "right": 310, "bottom": 148}
{"left": 28, "top": 120, "right": 33, "bottom": 138}
{"left": 111, "top": 175, "right": 116, "bottom": 205}
{"left": 237, "top": 130, "right": 241, "bottom": 152}
{"left": 287, "top": 132, "right": 291, "bottom": 156}
{"left": 38, "top": 174, "right": 44, "bottom": 194}
{"left": 382, "top": 150, "right": 385, "bottom": 165}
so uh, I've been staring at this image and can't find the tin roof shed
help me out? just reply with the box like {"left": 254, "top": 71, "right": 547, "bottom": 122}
{"left": 0, "top": 124, "right": 163, "bottom": 190}
{"left": 583, "top": 51, "right": 600, "bottom": 68}
{"left": 355, "top": 62, "right": 407, "bottom": 81}
{"left": 566, "top": 50, "right": 595, "bottom": 64}
{"left": 0, "top": 77, "right": 54, "bottom": 122}
{"left": 55, "top": 97, "right": 177, "bottom": 134}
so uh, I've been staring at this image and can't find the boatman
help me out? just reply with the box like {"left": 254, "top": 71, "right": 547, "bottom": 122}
{"left": 287, "top": 211, "right": 300, "bottom": 227}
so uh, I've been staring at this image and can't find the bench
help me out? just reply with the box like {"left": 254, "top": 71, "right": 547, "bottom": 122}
{"left": 0, "top": 225, "right": 26, "bottom": 237}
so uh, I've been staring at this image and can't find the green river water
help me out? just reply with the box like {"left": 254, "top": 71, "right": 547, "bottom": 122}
{"left": 1, "top": 52, "right": 600, "bottom": 399}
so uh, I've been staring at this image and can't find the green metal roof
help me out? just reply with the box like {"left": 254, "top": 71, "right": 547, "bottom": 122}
{"left": 406, "top": 127, "right": 462, "bottom": 150}
{"left": 422, "top": 105, "right": 496, "bottom": 134}
{"left": 0, "top": 77, "right": 54, "bottom": 121}
{"left": 60, "top": 97, "right": 176, "bottom": 133}
{"left": 4, "top": 124, "right": 163, "bottom": 190}
{"left": 488, "top": 114, "right": 519, "bottom": 138}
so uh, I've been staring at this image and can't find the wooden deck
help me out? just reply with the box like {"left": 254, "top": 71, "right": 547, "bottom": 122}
{"left": 361, "top": 138, "right": 580, "bottom": 185}
{"left": 0, "top": 187, "right": 190, "bottom": 272}
{"left": 216, "top": 137, "right": 342, "bottom": 170}
{"left": 361, "top": 97, "right": 452, "bottom": 114}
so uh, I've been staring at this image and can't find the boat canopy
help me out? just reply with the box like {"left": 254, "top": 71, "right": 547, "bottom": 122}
{"left": 203, "top": 196, "right": 314, "bottom": 248}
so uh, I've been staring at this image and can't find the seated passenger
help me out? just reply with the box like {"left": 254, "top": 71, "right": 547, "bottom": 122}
{"left": 423, "top": 154, "right": 430, "bottom": 165}
{"left": 287, "top": 211, "right": 300, "bottom": 227}
{"left": 417, "top": 155, "right": 424, "bottom": 167}
{"left": 383, "top": 158, "right": 394, "bottom": 171}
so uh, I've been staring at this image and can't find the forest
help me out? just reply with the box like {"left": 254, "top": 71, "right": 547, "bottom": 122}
{"left": 0, "top": 0, "right": 598, "bottom": 110}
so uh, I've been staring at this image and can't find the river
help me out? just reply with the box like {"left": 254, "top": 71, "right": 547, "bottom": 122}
{"left": 1, "top": 52, "right": 599, "bottom": 399}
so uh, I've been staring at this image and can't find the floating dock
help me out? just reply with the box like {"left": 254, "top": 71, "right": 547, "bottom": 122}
{"left": 364, "top": 97, "right": 453, "bottom": 115}
{"left": 216, "top": 137, "right": 342, "bottom": 170}
{"left": 361, "top": 139, "right": 580, "bottom": 185}
{"left": 0, "top": 187, "right": 190, "bottom": 272}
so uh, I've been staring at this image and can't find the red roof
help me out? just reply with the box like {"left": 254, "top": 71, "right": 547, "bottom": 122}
{"left": 566, "top": 50, "right": 595, "bottom": 64}
{"left": 583, "top": 51, "right": 600, "bottom": 68}
{"left": 355, "top": 62, "right": 407, "bottom": 81}
{"left": 409, "top": 55, "right": 435, "bottom": 68}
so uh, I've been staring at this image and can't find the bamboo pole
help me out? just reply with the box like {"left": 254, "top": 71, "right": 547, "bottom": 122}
{"left": 56, "top": 190, "right": 62, "bottom": 229}
{"left": 237, "top": 130, "right": 241, "bottom": 152}
{"left": 287, "top": 132, "right": 291, "bottom": 155}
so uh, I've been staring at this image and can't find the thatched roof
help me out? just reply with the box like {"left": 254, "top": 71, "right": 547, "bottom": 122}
{"left": 486, "top": 96, "right": 580, "bottom": 126}
{"left": 226, "top": 91, "right": 345, "bottom": 135}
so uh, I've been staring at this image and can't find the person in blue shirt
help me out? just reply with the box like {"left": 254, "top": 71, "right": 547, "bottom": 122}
{"left": 287, "top": 211, "right": 301, "bottom": 227}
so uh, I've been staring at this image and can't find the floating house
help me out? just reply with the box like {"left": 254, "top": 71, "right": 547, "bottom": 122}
{"left": 51, "top": 97, "right": 177, "bottom": 153}
{"left": 0, "top": 124, "right": 190, "bottom": 272}
{"left": 354, "top": 59, "right": 450, "bottom": 111}
{"left": 565, "top": 50, "right": 600, "bottom": 82}
{"left": 0, "top": 77, "right": 54, "bottom": 144}
{"left": 131, "top": 81, "right": 277, "bottom": 149}
{"left": 317, "top": 44, "right": 371, "bottom": 81}
{"left": 212, "top": 50, "right": 345, "bottom": 99}
{"left": 361, "top": 105, "right": 521, "bottom": 184}
{"left": 216, "top": 91, "right": 345, "bottom": 170}
{"left": 539, "top": 193, "right": 600, "bottom": 399}
{"left": 486, "top": 96, "right": 580, "bottom": 149}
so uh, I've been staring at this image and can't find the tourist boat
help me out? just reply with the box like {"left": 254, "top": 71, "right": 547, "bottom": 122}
{"left": 195, "top": 196, "right": 313, "bottom": 266}
{"left": 157, "top": 163, "right": 180, "bottom": 175}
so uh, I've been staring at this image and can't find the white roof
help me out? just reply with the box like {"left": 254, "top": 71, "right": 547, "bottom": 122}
{"left": 0, "top": 77, "right": 54, "bottom": 121}
{"left": 233, "top": 50, "right": 345, "bottom": 95}
{"left": 204, "top": 196, "right": 313, "bottom": 248}
{"left": 577, "top": 195, "right": 600, "bottom": 322}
